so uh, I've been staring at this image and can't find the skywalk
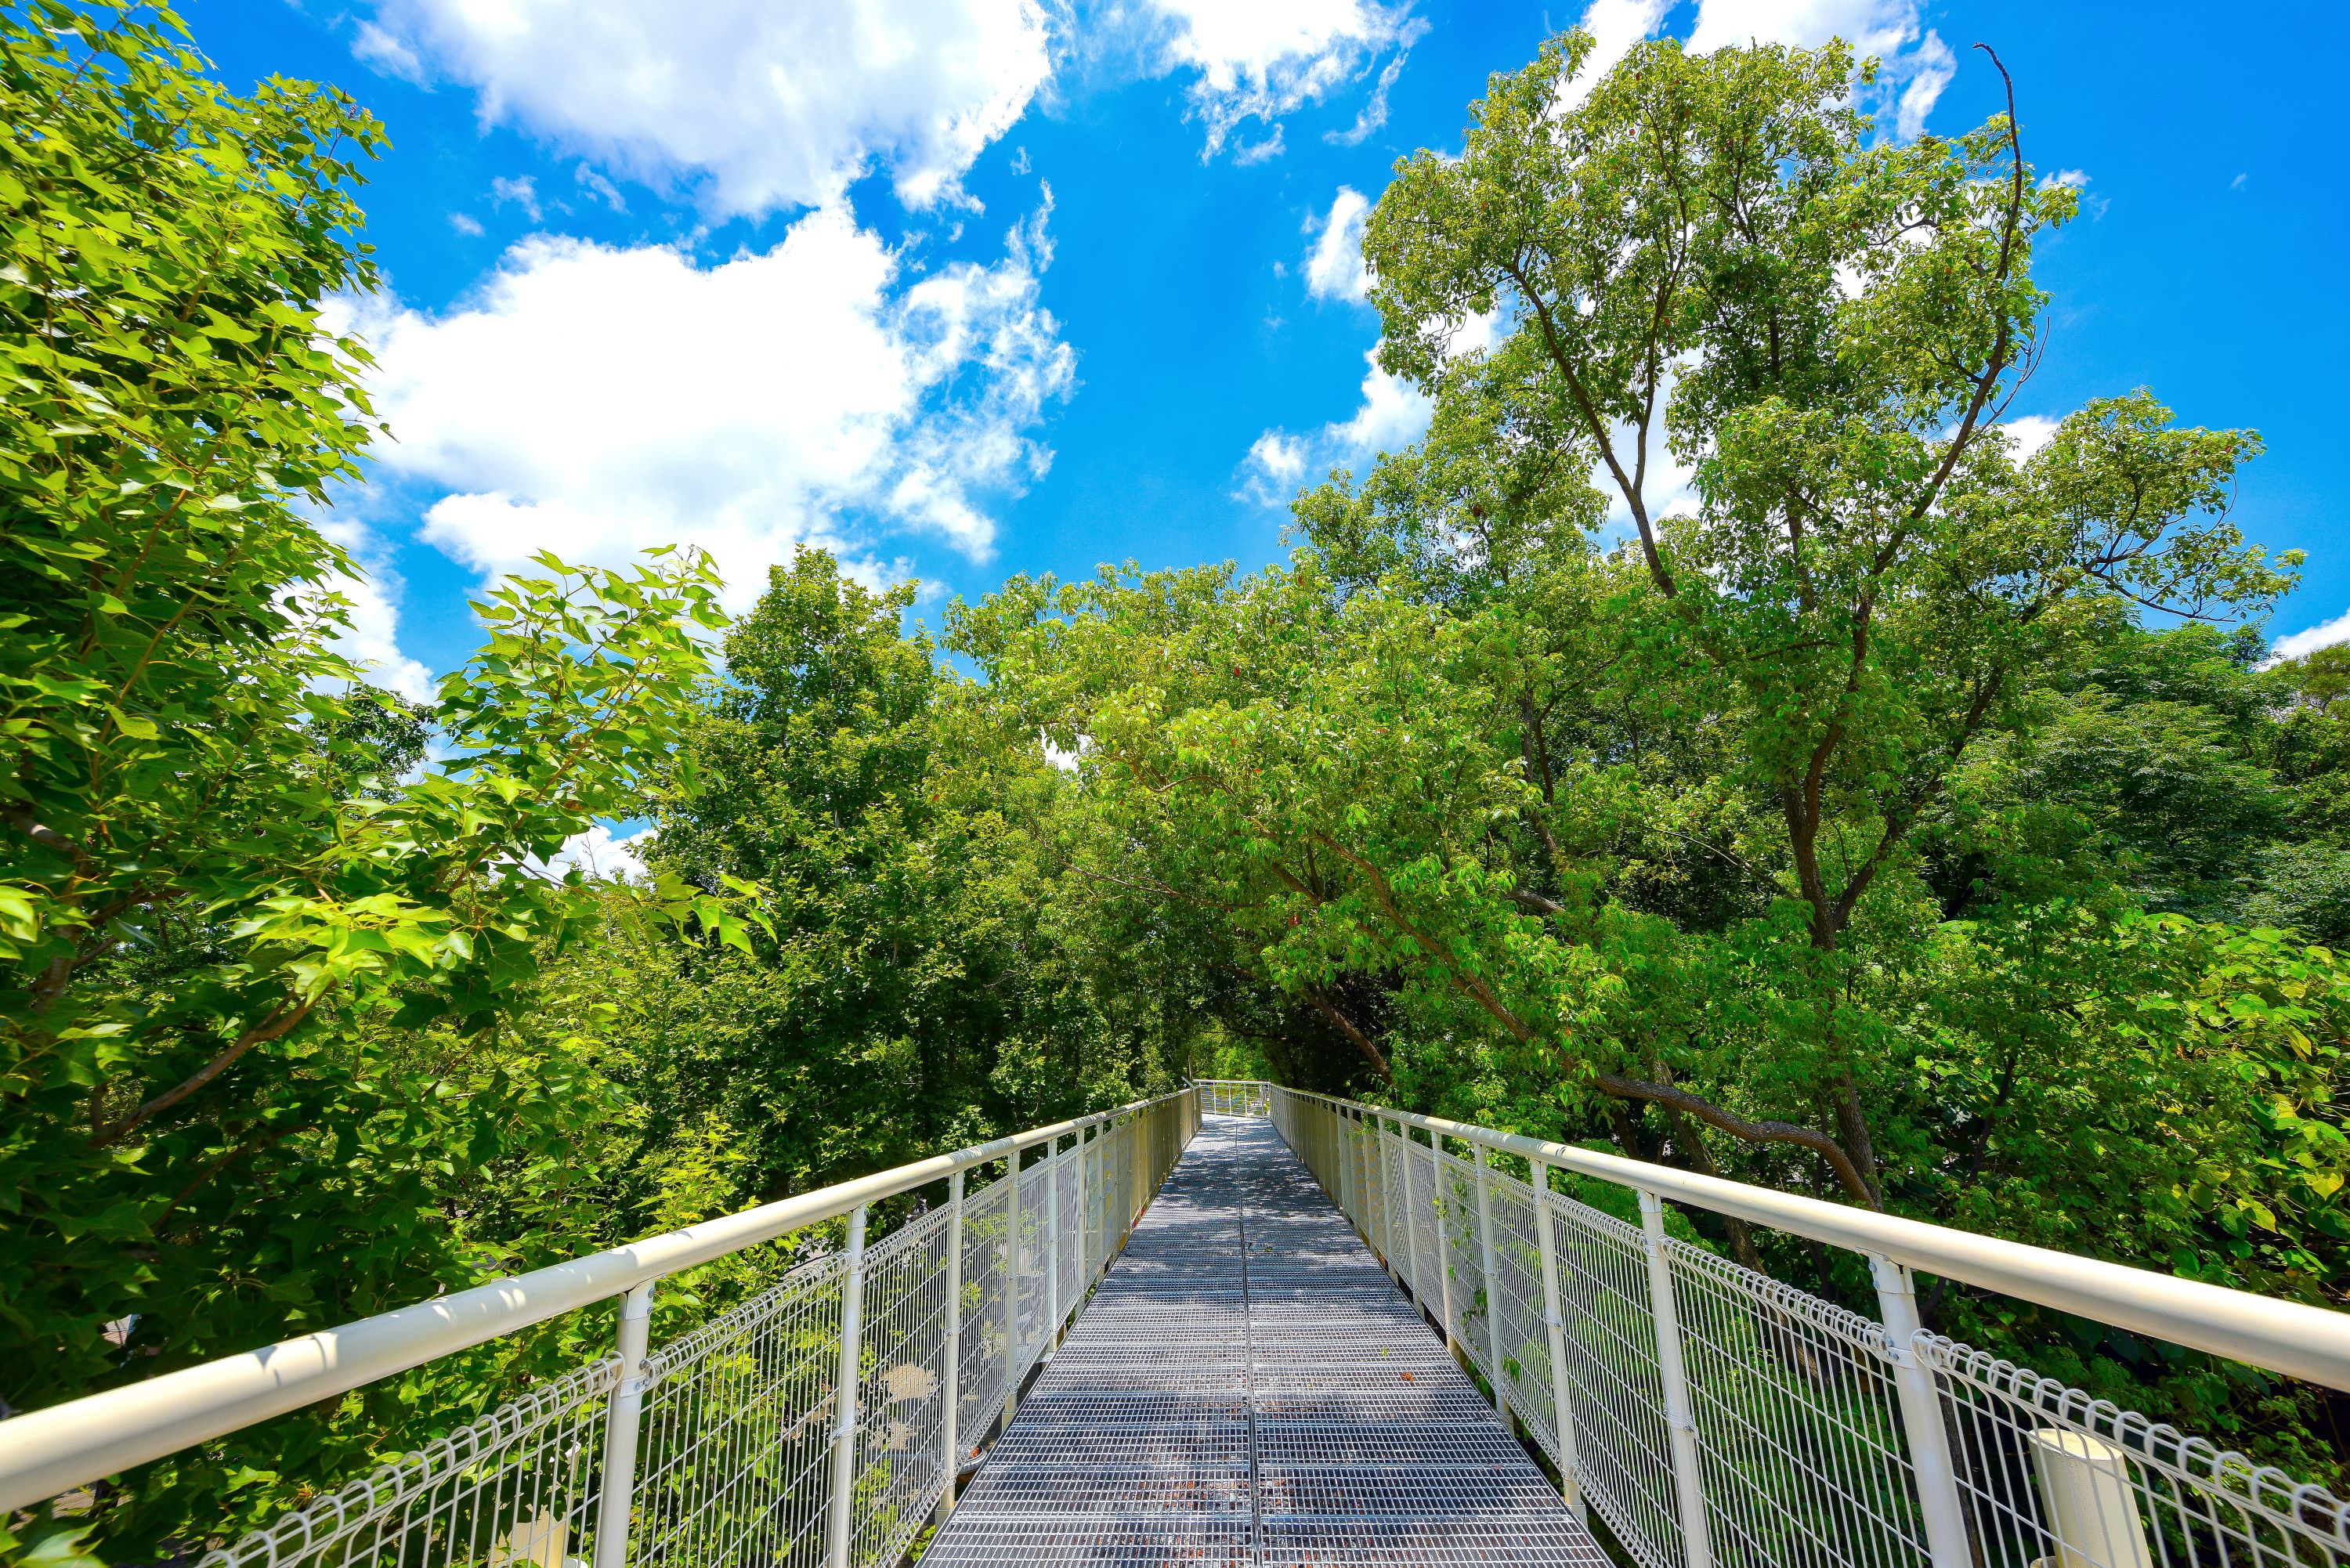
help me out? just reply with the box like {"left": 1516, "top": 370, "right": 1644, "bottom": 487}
{"left": 925, "top": 1114, "right": 1607, "bottom": 1565}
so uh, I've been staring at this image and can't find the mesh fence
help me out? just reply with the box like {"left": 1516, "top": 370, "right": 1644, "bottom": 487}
{"left": 190, "top": 1094, "right": 1195, "bottom": 1568}
{"left": 201, "top": 1358, "right": 619, "bottom": 1568}
{"left": 1261, "top": 1086, "right": 2350, "bottom": 1568}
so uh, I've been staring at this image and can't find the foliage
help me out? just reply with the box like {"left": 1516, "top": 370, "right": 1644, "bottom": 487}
{"left": 6, "top": 0, "right": 2350, "bottom": 1552}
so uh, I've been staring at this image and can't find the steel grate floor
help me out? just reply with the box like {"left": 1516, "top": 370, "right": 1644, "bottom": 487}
{"left": 921, "top": 1115, "right": 1610, "bottom": 1565}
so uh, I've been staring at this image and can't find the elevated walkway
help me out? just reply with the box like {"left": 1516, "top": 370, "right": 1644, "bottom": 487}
{"left": 9, "top": 1085, "right": 2350, "bottom": 1568}
{"left": 926, "top": 1115, "right": 1606, "bottom": 1565}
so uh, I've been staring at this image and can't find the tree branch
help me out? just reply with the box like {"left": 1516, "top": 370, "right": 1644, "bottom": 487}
{"left": 92, "top": 997, "right": 319, "bottom": 1147}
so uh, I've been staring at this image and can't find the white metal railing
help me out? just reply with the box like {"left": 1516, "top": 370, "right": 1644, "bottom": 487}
{"left": 1203, "top": 1078, "right": 2350, "bottom": 1568}
{"left": 0, "top": 1090, "right": 1198, "bottom": 1568}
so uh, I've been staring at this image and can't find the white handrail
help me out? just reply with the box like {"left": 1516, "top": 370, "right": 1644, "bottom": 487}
{"left": 1196, "top": 1080, "right": 2350, "bottom": 1391}
{"left": 0, "top": 1092, "right": 1186, "bottom": 1514}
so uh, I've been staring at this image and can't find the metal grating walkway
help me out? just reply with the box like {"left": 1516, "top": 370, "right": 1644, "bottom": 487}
{"left": 923, "top": 1115, "right": 1611, "bottom": 1565}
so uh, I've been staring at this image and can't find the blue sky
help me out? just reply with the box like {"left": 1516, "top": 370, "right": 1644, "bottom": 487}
{"left": 196, "top": 0, "right": 2350, "bottom": 698}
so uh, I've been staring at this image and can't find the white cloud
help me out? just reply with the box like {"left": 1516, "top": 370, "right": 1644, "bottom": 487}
{"left": 1243, "top": 314, "right": 1497, "bottom": 500}
{"left": 1248, "top": 431, "right": 1308, "bottom": 484}
{"left": 316, "top": 521, "right": 436, "bottom": 703}
{"left": 1556, "top": 0, "right": 1672, "bottom": 112}
{"left": 2273, "top": 611, "right": 2350, "bottom": 664}
{"left": 491, "top": 175, "right": 541, "bottom": 220}
{"left": 352, "top": 19, "right": 427, "bottom": 83}
{"left": 544, "top": 822, "right": 655, "bottom": 883}
{"left": 338, "top": 202, "right": 1072, "bottom": 606}
{"left": 449, "top": 212, "right": 485, "bottom": 237}
{"left": 1328, "top": 50, "right": 1406, "bottom": 145}
{"left": 1148, "top": 0, "right": 1421, "bottom": 157}
{"left": 358, "top": 0, "right": 1051, "bottom": 217}
{"left": 1686, "top": 0, "right": 1954, "bottom": 135}
{"left": 1999, "top": 414, "right": 2063, "bottom": 459}
{"left": 1304, "top": 187, "right": 1370, "bottom": 302}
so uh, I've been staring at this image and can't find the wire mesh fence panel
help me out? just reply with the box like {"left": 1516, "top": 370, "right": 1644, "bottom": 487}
{"left": 1012, "top": 1155, "right": 1051, "bottom": 1373}
{"left": 849, "top": 1208, "right": 955, "bottom": 1566}
{"left": 956, "top": 1177, "right": 1014, "bottom": 1466}
{"left": 1379, "top": 1122, "right": 1414, "bottom": 1296}
{"left": 1547, "top": 1190, "right": 1684, "bottom": 1568}
{"left": 1925, "top": 1335, "right": 2350, "bottom": 1568}
{"left": 199, "top": 1358, "right": 618, "bottom": 1568}
{"left": 1375, "top": 1127, "right": 1398, "bottom": 1268}
{"left": 1437, "top": 1146, "right": 1489, "bottom": 1378}
{"left": 1402, "top": 1133, "right": 1444, "bottom": 1310}
{"left": 1054, "top": 1144, "right": 1082, "bottom": 1327}
{"left": 1486, "top": 1167, "right": 1560, "bottom": 1454}
{"left": 629, "top": 1252, "right": 846, "bottom": 1568}
{"left": 1664, "top": 1237, "right": 1927, "bottom": 1568}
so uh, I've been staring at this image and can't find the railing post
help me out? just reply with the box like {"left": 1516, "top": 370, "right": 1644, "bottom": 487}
{"left": 591, "top": 1279, "right": 655, "bottom": 1568}
{"left": 1639, "top": 1190, "right": 1713, "bottom": 1568}
{"left": 1431, "top": 1133, "right": 1458, "bottom": 1357}
{"left": 1473, "top": 1142, "right": 1508, "bottom": 1419}
{"left": 1001, "top": 1148, "right": 1021, "bottom": 1422}
{"left": 824, "top": 1204, "right": 870, "bottom": 1568}
{"left": 1045, "top": 1133, "right": 1062, "bottom": 1345}
{"left": 1130, "top": 1111, "right": 1145, "bottom": 1231}
{"left": 935, "top": 1169, "right": 966, "bottom": 1527}
{"left": 1399, "top": 1122, "right": 1427, "bottom": 1306}
{"left": 1872, "top": 1255, "right": 1974, "bottom": 1568}
{"left": 1376, "top": 1114, "right": 1402, "bottom": 1287}
{"left": 1530, "top": 1158, "right": 1587, "bottom": 1521}
{"left": 1344, "top": 1100, "right": 1363, "bottom": 1222}
{"left": 1079, "top": 1124, "right": 1096, "bottom": 1281}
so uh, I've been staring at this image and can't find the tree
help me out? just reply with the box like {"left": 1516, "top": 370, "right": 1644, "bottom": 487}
{"left": 1342, "top": 29, "right": 2296, "bottom": 1201}
{"left": 0, "top": 7, "right": 736, "bottom": 1551}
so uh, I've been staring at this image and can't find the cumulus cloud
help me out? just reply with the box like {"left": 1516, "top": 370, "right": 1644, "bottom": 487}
{"left": 1556, "top": 0, "right": 1673, "bottom": 112}
{"left": 316, "top": 521, "right": 436, "bottom": 703}
{"left": 1999, "top": 414, "right": 2063, "bottom": 459}
{"left": 1243, "top": 315, "right": 1497, "bottom": 500}
{"left": 1686, "top": 0, "right": 1955, "bottom": 135}
{"left": 1303, "top": 187, "right": 1370, "bottom": 302}
{"left": 2273, "top": 612, "right": 2350, "bottom": 664}
{"left": 336, "top": 202, "right": 1073, "bottom": 606}
{"left": 356, "top": 0, "right": 1052, "bottom": 215}
{"left": 1148, "top": 0, "right": 1423, "bottom": 157}
{"left": 541, "top": 822, "right": 656, "bottom": 883}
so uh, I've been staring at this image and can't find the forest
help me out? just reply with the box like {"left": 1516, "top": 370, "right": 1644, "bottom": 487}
{"left": 4, "top": 2, "right": 2348, "bottom": 1559}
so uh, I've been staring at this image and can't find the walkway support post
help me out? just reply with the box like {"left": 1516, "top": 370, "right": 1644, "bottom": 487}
{"left": 1872, "top": 1255, "right": 1975, "bottom": 1568}
{"left": 935, "top": 1170, "right": 965, "bottom": 1527}
{"left": 1399, "top": 1121, "right": 1427, "bottom": 1306}
{"left": 824, "top": 1204, "right": 870, "bottom": 1568}
{"left": 1432, "top": 1133, "right": 1458, "bottom": 1357}
{"left": 1045, "top": 1133, "right": 1062, "bottom": 1346}
{"left": 1531, "top": 1158, "right": 1587, "bottom": 1521}
{"left": 1001, "top": 1150, "right": 1021, "bottom": 1422}
{"left": 591, "top": 1279, "right": 655, "bottom": 1568}
{"left": 1474, "top": 1143, "right": 1508, "bottom": 1420}
{"left": 1344, "top": 1100, "right": 1363, "bottom": 1222}
{"left": 1639, "top": 1190, "right": 1713, "bottom": 1568}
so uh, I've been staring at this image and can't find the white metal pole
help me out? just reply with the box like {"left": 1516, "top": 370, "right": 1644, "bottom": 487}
{"left": 824, "top": 1205, "right": 870, "bottom": 1568}
{"left": 1871, "top": 1255, "right": 1975, "bottom": 1568}
{"left": 1530, "top": 1158, "right": 1587, "bottom": 1520}
{"left": 1344, "top": 1100, "right": 1363, "bottom": 1222}
{"left": 1076, "top": 1125, "right": 1092, "bottom": 1282}
{"left": 1001, "top": 1148, "right": 1021, "bottom": 1422}
{"left": 1432, "top": 1133, "right": 1457, "bottom": 1357}
{"left": 1045, "top": 1133, "right": 1062, "bottom": 1346}
{"left": 935, "top": 1171, "right": 965, "bottom": 1527}
{"left": 591, "top": 1280, "right": 655, "bottom": 1568}
{"left": 1639, "top": 1190, "right": 1714, "bottom": 1568}
{"left": 1400, "top": 1121, "right": 1428, "bottom": 1309}
{"left": 1376, "top": 1115, "right": 1402, "bottom": 1288}
{"left": 1474, "top": 1143, "right": 1508, "bottom": 1419}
